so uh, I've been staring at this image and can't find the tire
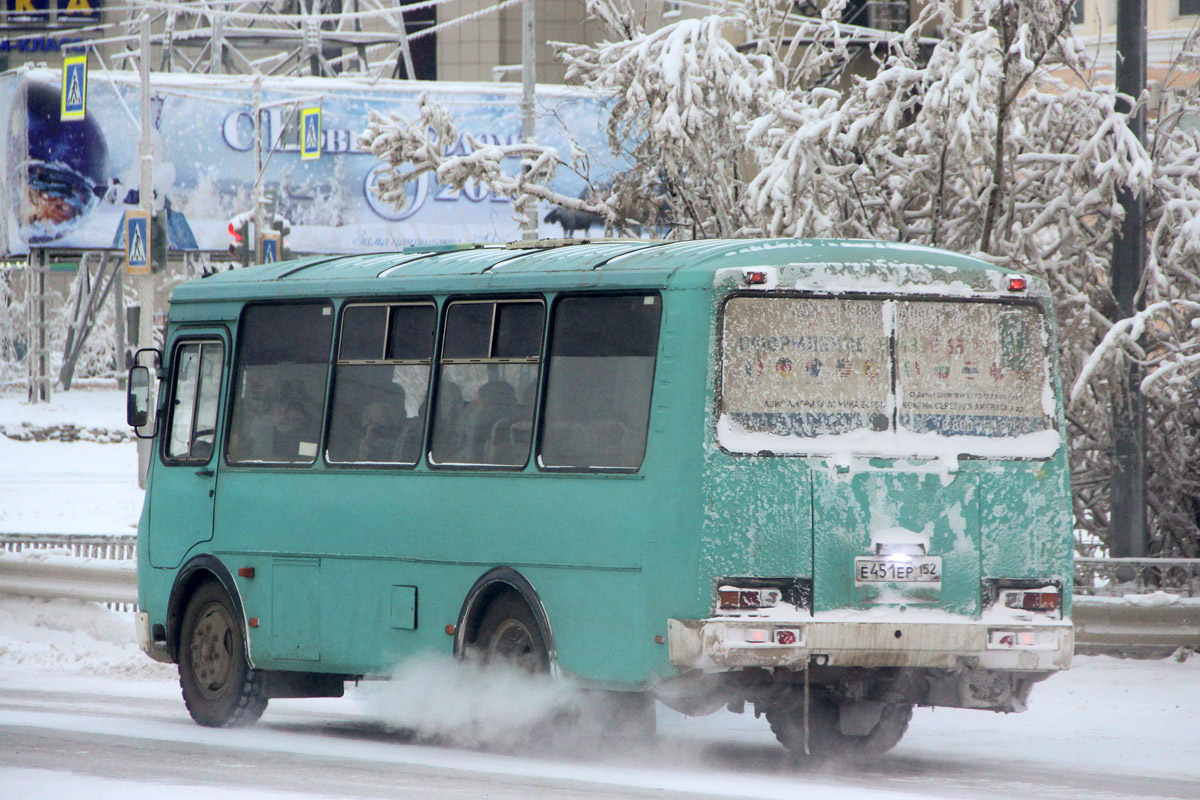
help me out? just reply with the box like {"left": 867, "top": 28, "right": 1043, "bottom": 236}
{"left": 765, "top": 690, "right": 912, "bottom": 757}
{"left": 474, "top": 594, "right": 550, "bottom": 674}
{"left": 178, "top": 580, "right": 267, "bottom": 727}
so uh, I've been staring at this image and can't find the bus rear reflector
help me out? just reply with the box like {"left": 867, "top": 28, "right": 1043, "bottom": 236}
{"left": 988, "top": 629, "right": 1057, "bottom": 649}
{"left": 775, "top": 628, "right": 800, "bottom": 645}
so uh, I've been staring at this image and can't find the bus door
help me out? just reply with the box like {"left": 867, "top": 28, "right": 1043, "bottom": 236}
{"left": 148, "top": 331, "right": 228, "bottom": 569}
{"left": 809, "top": 296, "right": 1056, "bottom": 616}
{"left": 810, "top": 470, "right": 981, "bottom": 615}
{"left": 720, "top": 294, "right": 993, "bottom": 616}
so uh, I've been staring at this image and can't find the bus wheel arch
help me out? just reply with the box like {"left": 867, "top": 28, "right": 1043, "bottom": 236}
{"left": 167, "top": 556, "right": 247, "bottom": 664}
{"left": 455, "top": 567, "right": 556, "bottom": 671}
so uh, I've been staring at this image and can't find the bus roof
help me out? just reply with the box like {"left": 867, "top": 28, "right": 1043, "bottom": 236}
{"left": 171, "top": 238, "right": 1035, "bottom": 307}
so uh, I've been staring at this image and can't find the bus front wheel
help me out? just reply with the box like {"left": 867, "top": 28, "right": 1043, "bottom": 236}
{"left": 765, "top": 692, "right": 912, "bottom": 756}
{"left": 474, "top": 594, "right": 550, "bottom": 674}
{"left": 178, "top": 580, "right": 267, "bottom": 727}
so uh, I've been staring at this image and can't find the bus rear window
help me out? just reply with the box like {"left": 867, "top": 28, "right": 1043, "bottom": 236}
{"left": 896, "top": 302, "right": 1052, "bottom": 438}
{"left": 721, "top": 297, "right": 890, "bottom": 437}
{"left": 719, "top": 295, "right": 1057, "bottom": 458}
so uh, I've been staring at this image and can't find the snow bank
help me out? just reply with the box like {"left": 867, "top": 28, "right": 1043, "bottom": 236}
{"left": 0, "top": 596, "right": 172, "bottom": 680}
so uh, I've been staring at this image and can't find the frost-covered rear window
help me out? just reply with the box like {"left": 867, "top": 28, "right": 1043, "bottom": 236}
{"left": 721, "top": 297, "right": 890, "bottom": 437}
{"left": 896, "top": 302, "right": 1052, "bottom": 438}
{"left": 719, "top": 295, "right": 1059, "bottom": 459}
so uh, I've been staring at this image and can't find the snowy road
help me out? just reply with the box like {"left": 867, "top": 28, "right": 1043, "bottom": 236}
{"left": 2, "top": 654, "right": 1199, "bottom": 800}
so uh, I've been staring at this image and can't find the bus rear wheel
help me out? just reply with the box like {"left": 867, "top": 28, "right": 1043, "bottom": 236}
{"left": 178, "top": 580, "right": 267, "bottom": 727}
{"left": 765, "top": 692, "right": 912, "bottom": 757}
{"left": 474, "top": 594, "right": 550, "bottom": 674}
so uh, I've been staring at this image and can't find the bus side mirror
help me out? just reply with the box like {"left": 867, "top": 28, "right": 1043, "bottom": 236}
{"left": 128, "top": 366, "right": 151, "bottom": 428}
{"left": 127, "top": 348, "right": 161, "bottom": 439}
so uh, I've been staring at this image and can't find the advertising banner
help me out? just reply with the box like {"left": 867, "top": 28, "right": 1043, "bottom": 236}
{"left": 0, "top": 69, "right": 619, "bottom": 257}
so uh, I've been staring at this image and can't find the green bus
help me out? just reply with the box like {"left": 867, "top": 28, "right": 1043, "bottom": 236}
{"left": 128, "top": 238, "right": 1073, "bottom": 754}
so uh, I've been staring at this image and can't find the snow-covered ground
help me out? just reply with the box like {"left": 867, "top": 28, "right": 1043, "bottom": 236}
{"left": 1, "top": 389, "right": 1199, "bottom": 799}
{"left": 0, "top": 390, "right": 142, "bottom": 535}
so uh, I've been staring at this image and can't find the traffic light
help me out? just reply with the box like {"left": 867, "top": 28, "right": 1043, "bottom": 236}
{"left": 228, "top": 219, "right": 250, "bottom": 267}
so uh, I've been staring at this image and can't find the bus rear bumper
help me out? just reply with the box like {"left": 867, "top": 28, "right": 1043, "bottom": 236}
{"left": 667, "top": 616, "right": 1074, "bottom": 672}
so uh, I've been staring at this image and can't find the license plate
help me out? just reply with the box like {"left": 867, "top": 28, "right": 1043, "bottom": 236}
{"left": 854, "top": 556, "right": 942, "bottom": 584}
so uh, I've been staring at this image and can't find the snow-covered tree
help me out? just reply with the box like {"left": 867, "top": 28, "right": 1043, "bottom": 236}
{"left": 361, "top": 0, "right": 1200, "bottom": 556}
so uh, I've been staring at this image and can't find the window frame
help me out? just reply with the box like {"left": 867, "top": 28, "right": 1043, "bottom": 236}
{"left": 535, "top": 291, "right": 663, "bottom": 474}
{"left": 714, "top": 290, "right": 1061, "bottom": 460}
{"left": 161, "top": 336, "right": 226, "bottom": 466}
{"left": 325, "top": 298, "right": 438, "bottom": 468}
{"left": 427, "top": 296, "right": 546, "bottom": 471}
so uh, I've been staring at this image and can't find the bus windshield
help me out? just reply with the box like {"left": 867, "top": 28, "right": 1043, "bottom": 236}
{"left": 719, "top": 295, "right": 1058, "bottom": 458}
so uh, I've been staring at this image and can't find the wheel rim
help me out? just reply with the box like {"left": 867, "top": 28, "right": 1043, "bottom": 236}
{"left": 486, "top": 618, "right": 540, "bottom": 673}
{"left": 190, "top": 601, "right": 236, "bottom": 699}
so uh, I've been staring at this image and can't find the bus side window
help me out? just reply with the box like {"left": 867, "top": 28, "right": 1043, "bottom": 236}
{"left": 539, "top": 294, "right": 661, "bottom": 471}
{"left": 430, "top": 299, "right": 544, "bottom": 468}
{"left": 326, "top": 302, "right": 435, "bottom": 465}
{"left": 164, "top": 340, "right": 224, "bottom": 462}
{"left": 227, "top": 303, "right": 333, "bottom": 465}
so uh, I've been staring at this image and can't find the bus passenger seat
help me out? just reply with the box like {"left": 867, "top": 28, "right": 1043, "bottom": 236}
{"left": 464, "top": 380, "right": 518, "bottom": 463}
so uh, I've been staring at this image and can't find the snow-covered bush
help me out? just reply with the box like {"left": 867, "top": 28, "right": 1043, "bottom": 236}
{"left": 362, "top": 0, "right": 1200, "bottom": 556}
{"left": 0, "top": 263, "right": 28, "bottom": 389}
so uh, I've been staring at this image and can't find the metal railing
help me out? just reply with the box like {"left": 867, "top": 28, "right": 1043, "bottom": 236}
{"left": 1074, "top": 557, "right": 1200, "bottom": 597}
{"left": 0, "top": 533, "right": 138, "bottom": 609}
{"left": 0, "top": 533, "right": 137, "bottom": 561}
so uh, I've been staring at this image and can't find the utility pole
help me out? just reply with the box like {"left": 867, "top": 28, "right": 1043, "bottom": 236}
{"left": 253, "top": 73, "right": 266, "bottom": 263}
{"left": 520, "top": 0, "right": 537, "bottom": 240}
{"left": 1110, "top": 0, "right": 1148, "bottom": 558}
{"left": 137, "top": 16, "right": 155, "bottom": 487}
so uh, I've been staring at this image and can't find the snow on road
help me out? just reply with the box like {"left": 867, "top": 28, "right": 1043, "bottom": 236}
{"left": 2, "top": 389, "right": 1199, "bottom": 799}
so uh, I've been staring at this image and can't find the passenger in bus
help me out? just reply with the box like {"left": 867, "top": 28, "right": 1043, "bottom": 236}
{"left": 266, "top": 396, "right": 315, "bottom": 461}
{"left": 358, "top": 385, "right": 407, "bottom": 462}
{"left": 395, "top": 400, "right": 426, "bottom": 463}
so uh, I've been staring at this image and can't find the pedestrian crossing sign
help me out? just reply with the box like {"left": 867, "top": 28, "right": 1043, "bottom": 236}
{"left": 260, "top": 230, "right": 281, "bottom": 264}
{"left": 125, "top": 210, "right": 150, "bottom": 274}
{"left": 61, "top": 54, "right": 87, "bottom": 121}
{"left": 300, "top": 107, "right": 321, "bottom": 161}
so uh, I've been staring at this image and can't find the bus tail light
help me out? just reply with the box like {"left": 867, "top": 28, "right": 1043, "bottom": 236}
{"left": 1002, "top": 587, "right": 1059, "bottom": 613}
{"left": 986, "top": 580, "right": 1062, "bottom": 618}
{"left": 714, "top": 577, "right": 811, "bottom": 614}
{"left": 718, "top": 586, "right": 781, "bottom": 610}
{"left": 1007, "top": 276, "right": 1027, "bottom": 292}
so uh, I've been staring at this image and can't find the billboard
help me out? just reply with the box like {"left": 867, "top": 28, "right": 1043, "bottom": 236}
{"left": 0, "top": 69, "right": 620, "bottom": 257}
